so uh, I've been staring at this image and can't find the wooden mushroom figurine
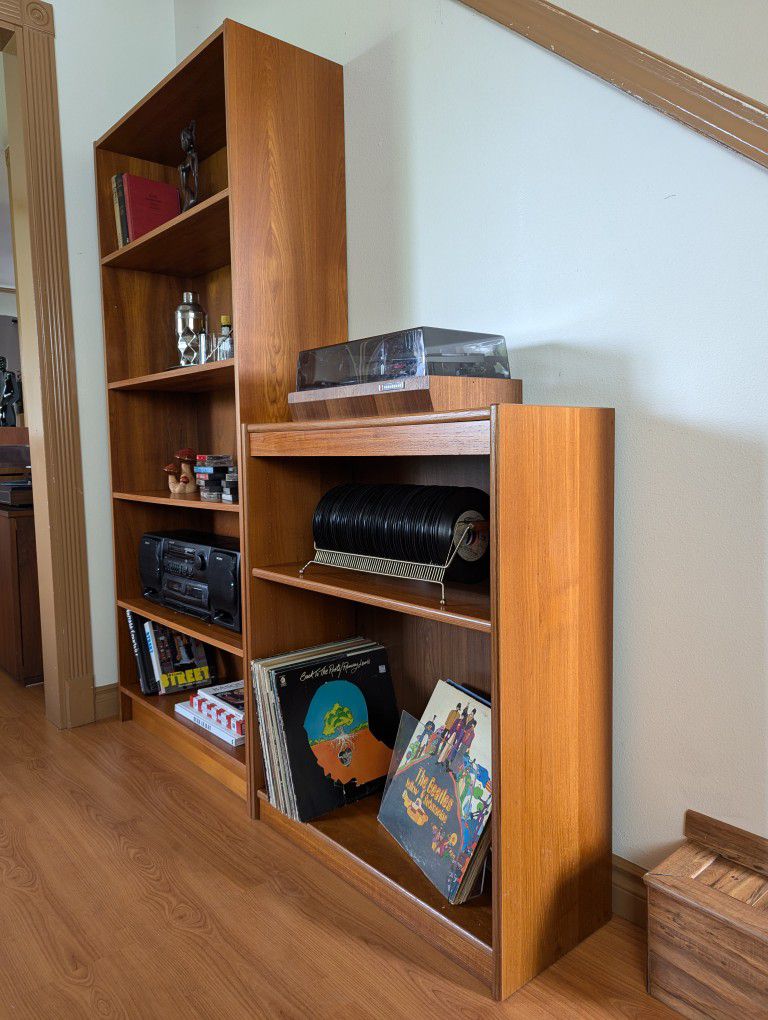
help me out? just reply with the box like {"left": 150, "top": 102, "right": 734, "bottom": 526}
{"left": 163, "top": 461, "right": 181, "bottom": 495}
{"left": 175, "top": 448, "right": 198, "bottom": 495}
{"left": 163, "top": 448, "right": 198, "bottom": 497}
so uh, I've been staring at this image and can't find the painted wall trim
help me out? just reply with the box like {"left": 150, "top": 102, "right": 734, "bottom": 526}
{"left": 2, "top": 0, "right": 96, "bottom": 728}
{"left": 460, "top": 0, "right": 768, "bottom": 171}
{"left": 612, "top": 854, "right": 647, "bottom": 928}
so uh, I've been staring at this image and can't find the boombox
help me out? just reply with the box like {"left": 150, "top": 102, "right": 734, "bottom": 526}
{"left": 139, "top": 530, "right": 241, "bottom": 632}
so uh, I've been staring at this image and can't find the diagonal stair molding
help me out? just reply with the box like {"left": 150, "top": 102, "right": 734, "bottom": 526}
{"left": 461, "top": 0, "right": 768, "bottom": 171}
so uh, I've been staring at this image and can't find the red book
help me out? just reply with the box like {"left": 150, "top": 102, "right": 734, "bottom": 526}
{"left": 121, "top": 173, "right": 180, "bottom": 242}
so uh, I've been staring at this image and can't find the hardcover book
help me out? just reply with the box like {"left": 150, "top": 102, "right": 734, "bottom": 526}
{"left": 253, "top": 639, "right": 400, "bottom": 822}
{"left": 122, "top": 173, "right": 180, "bottom": 242}
{"left": 144, "top": 621, "right": 214, "bottom": 694}
{"left": 174, "top": 701, "right": 244, "bottom": 746}
{"left": 111, "top": 174, "right": 129, "bottom": 248}
{"left": 191, "top": 681, "right": 245, "bottom": 735}
{"left": 124, "top": 610, "right": 159, "bottom": 694}
{"left": 378, "top": 679, "right": 492, "bottom": 905}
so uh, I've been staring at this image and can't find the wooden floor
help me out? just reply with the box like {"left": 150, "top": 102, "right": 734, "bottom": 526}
{"left": 0, "top": 678, "right": 676, "bottom": 1019}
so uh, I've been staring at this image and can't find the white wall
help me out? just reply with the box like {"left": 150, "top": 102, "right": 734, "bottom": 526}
{"left": 555, "top": 0, "right": 768, "bottom": 106}
{"left": 172, "top": 0, "right": 768, "bottom": 867}
{"left": 53, "top": 0, "right": 176, "bottom": 687}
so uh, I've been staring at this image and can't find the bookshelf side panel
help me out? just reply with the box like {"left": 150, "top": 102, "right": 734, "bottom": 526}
{"left": 224, "top": 21, "right": 348, "bottom": 426}
{"left": 491, "top": 403, "right": 614, "bottom": 1000}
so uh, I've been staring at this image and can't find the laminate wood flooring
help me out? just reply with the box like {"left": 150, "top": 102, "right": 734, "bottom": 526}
{"left": 0, "top": 679, "right": 675, "bottom": 1018}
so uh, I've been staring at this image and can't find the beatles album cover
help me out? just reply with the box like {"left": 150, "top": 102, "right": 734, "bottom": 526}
{"left": 378, "top": 679, "right": 492, "bottom": 904}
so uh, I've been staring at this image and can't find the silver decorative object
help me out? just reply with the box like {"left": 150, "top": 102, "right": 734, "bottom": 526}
{"left": 175, "top": 291, "right": 206, "bottom": 366}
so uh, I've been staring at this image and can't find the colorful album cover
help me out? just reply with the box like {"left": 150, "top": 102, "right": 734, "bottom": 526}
{"left": 154, "top": 625, "right": 213, "bottom": 693}
{"left": 273, "top": 645, "right": 399, "bottom": 822}
{"left": 378, "top": 679, "right": 492, "bottom": 904}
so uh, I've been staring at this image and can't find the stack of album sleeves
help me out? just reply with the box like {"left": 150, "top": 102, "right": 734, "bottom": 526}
{"left": 195, "top": 454, "right": 238, "bottom": 504}
{"left": 252, "top": 638, "right": 400, "bottom": 823}
{"left": 174, "top": 681, "right": 245, "bottom": 747}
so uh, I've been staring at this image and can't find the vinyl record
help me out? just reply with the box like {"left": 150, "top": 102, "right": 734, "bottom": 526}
{"left": 310, "top": 483, "right": 491, "bottom": 583}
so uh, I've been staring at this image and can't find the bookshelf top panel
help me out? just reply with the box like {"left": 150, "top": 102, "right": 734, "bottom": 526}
{"left": 95, "top": 28, "right": 225, "bottom": 165}
{"left": 248, "top": 411, "right": 493, "bottom": 458}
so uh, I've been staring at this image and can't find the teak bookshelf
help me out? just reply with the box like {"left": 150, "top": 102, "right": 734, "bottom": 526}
{"left": 96, "top": 20, "right": 614, "bottom": 1003}
{"left": 243, "top": 405, "right": 614, "bottom": 999}
{"left": 94, "top": 21, "right": 346, "bottom": 796}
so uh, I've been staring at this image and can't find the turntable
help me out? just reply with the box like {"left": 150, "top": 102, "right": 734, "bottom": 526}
{"left": 288, "top": 327, "right": 522, "bottom": 420}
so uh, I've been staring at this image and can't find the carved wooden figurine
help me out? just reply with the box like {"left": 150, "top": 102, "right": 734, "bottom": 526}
{"left": 163, "top": 448, "right": 198, "bottom": 497}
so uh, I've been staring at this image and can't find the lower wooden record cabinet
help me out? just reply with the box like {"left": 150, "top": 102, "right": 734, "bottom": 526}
{"left": 243, "top": 404, "right": 615, "bottom": 1000}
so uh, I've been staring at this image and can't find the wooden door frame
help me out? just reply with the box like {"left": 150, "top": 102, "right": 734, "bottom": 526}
{"left": 2, "top": 0, "right": 95, "bottom": 727}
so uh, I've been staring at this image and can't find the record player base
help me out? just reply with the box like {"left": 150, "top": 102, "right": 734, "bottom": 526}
{"left": 288, "top": 376, "right": 522, "bottom": 421}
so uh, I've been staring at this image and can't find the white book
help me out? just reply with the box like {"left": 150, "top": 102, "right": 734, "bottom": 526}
{"left": 174, "top": 701, "right": 245, "bottom": 747}
{"left": 143, "top": 621, "right": 161, "bottom": 685}
{"left": 195, "top": 681, "right": 245, "bottom": 720}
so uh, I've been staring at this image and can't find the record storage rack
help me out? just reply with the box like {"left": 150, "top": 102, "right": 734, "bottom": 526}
{"left": 243, "top": 405, "right": 614, "bottom": 999}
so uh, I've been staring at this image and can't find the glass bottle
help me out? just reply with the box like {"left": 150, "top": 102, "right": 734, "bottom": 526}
{"left": 217, "top": 315, "right": 234, "bottom": 361}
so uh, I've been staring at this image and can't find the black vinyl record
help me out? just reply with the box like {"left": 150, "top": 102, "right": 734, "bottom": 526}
{"left": 311, "top": 483, "right": 490, "bottom": 584}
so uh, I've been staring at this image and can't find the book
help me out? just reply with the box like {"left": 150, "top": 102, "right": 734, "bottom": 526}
{"left": 191, "top": 681, "right": 245, "bottom": 736}
{"left": 111, "top": 174, "right": 129, "bottom": 248}
{"left": 122, "top": 173, "right": 180, "bottom": 242}
{"left": 378, "top": 679, "right": 492, "bottom": 905}
{"left": 144, "top": 621, "right": 214, "bottom": 694}
{"left": 252, "top": 639, "right": 400, "bottom": 822}
{"left": 174, "top": 701, "right": 245, "bottom": 747}
{"left": 124, "top": 610, "right": 159, "bottom": 694}
{"left": 196, "top": 454, "right": 233, "bottom": 466}
{"left": 194, "top": 466, "right": 229, "bottom": 476}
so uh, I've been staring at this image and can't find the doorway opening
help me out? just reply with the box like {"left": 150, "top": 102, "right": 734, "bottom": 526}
{"left": 0, "top": 5, "right": 95, "bottom": 727}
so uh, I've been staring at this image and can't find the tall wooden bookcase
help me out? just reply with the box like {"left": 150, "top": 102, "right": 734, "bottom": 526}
{"left": 243, "top": 404, "right": 614, "bottom": 999}
{"left": 94, "top": 21, "right": 347, "bottom": 799}
{"left": 95, "top": 20, "right": 614, "bottom": 1004}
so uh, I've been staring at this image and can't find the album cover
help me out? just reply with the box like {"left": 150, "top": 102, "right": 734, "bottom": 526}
{"left": 275, "top": 643, "right": 399, "bottom": 821}
{"left": 378, "top": 679, "right": 492, "bottom": 904}
{"left": 145, "top": 622, "right": 214, "bottom": 693}
{"left": 255, "top": 641, "right": 400, "bottom": 823}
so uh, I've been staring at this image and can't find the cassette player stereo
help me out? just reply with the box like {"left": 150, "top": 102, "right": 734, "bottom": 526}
{"left": 139, "top": 530, "right": 241, "bottom": 632}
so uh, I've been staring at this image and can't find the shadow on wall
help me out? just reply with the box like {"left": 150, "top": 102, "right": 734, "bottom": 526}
{"left": 513, "top": 341, "right": 767, "bottom": 866}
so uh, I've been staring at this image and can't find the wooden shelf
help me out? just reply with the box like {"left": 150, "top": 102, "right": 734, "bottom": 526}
{"left": 117, "top": 596, "right": 243, "bottom": 657}
{"left": 101, "top": 189, "right": 230, "bottom": 276}
{"left": 258, "top": 791, "right": 493, "bottom": 982}
{"left": 108, "top": 360, "right": 235, "bottom": 393}
{"left": 113, "top": 491, "right": 239, "bottom": 513}
{"left": 96, "top": 28, "right": 226, "bottom": 165}
{"left": 121, "top": 683, "right": 246, "bottom": 800}
{"left": 252, "top": 562, "right": 491, "bottom": 632}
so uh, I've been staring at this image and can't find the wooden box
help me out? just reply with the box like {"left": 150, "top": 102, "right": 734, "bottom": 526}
{"left": 645, "top": 810, "right": 768, "bottom": 1018}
